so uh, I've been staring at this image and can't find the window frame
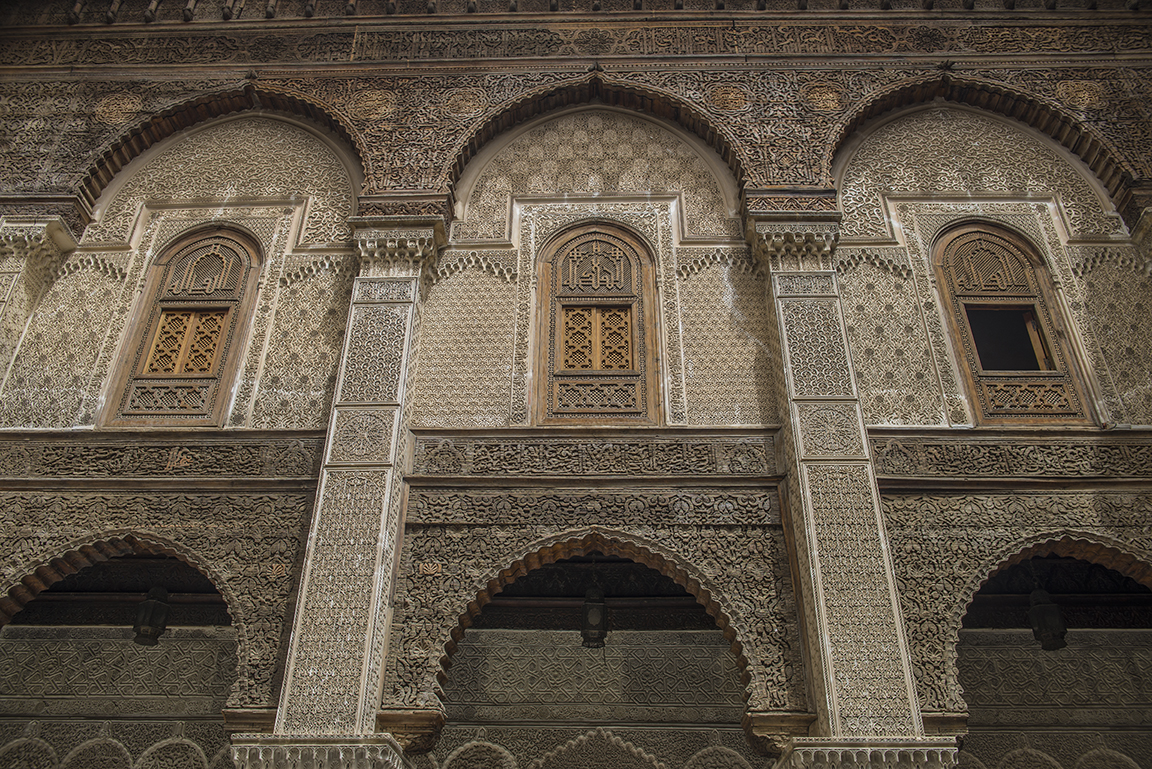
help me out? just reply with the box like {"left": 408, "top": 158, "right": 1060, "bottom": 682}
{"left": 104, "top": 227, "right": 262, "bottom": 427}
{"left": 535, "top": 223, "right": 660, "bottom": 425}
{"left": 934, "top": 223, "right": 1092, "bottom": 425}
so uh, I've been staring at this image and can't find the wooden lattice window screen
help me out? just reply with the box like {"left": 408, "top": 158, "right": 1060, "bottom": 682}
{"left": 538, "top": 226, "right": 658, "bottom": 423}
{"left": 108, "top": 229, "right": 260, "bottom": 426}
{"left": 937, "top": 226, "right": 1089, "bottom": 424}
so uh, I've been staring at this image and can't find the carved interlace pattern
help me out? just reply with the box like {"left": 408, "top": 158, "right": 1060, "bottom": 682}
{"left": 779, "top": 300, "right": 853, "bottom": 398}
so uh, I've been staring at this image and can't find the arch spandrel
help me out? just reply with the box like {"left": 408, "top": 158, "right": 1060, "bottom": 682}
{"left": 837, "top": 106, "right": 1125, "bottom": 242}
{"left": 451, "top": 108, "right": 742, "bottom": 243}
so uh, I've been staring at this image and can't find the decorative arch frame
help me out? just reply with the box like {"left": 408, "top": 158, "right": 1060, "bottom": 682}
{"left": 0, "top": 531, "right": 250, "bottom": 701}
{"left": 433, "top": 528, "right": 762, "bottom": 711}
{"left": 827, "top": 74, "right": 1138, "bottom": 225}
{"left": 75, "top": 84, "right": 367, "bottom": 215}
{"left": 942, "top": 531, "right": 1152, "bottom": 713}
{"left": 445, "top": 74, "right": 748, "bottom": 216}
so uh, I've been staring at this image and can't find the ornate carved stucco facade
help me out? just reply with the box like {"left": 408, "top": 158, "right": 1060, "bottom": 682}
{"left": 1, "top": 2, "right": 1150, "bottom": 768}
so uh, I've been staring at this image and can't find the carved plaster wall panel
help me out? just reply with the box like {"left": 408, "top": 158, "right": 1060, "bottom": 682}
{"left": 0, "top": 720, "right": 231, "bottom": 769}
{"left": 451, "top": 110, "right": 739, "bottom": 242}
{"left": 0, "top": 626, "right": 236, "bottom": 718}
{"left": 882, "top": 492, "right": 1152, "bottom": 715}
{"left": 409, "top": 268, "right": 517, "bottom": 429}
{"left": 778, "top": 299, "right": 854, "bottom": 399}
{"left": 328, "top": 408, "right": 400, "bottom": 465}
{"left": 337, "top": 304, "right": 411, "bottom": 405}
{"left": 443, "top": 629, "right": 744, "bottom": 724}
{"left": 84, "top": 117, "right": 354, "bottom": 246}
{"left": 410, "top": 434, "right": 774, "bottom": 477}
{"left": 839, "top": 108, "right": 1124, "bottom": 241}
{"left": 0, "top": 490, "right": 313, "bottom": 709}
{"left": 794, "top": 403, "right": 866, "bottom": 460}
{"left": 677, "top": 259, "right": 780, "bottom": 427}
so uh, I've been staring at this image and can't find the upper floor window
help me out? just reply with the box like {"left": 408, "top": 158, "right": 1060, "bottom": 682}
{"left": 935, "top": 225, "right": 1090, "bottom": 424}
{"left": 106, "top": 228, "right": 261, "bottom": 426}
{"left": 537, "top": 224, "right": 659, "bottom": 424}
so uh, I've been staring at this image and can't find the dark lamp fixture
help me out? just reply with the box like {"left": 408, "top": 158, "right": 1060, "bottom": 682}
{"left": 134, "top": 586, "right": 170, "bottom": 646}
{"left": 1028, "top": 588, "right": 1067, "bottom": 651}
{"left": 582, "top": 587, "right": 607, "bottom": 648}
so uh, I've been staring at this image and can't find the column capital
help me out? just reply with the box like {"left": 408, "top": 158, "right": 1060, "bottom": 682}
{"left": 350, "top": 215, "right": 446, "bottom": 279}
{"left": 0, "top": 216, "right": 77, "bottom": 298}
{"left": 747, "top": 220, "right": 841, "bottom": 273}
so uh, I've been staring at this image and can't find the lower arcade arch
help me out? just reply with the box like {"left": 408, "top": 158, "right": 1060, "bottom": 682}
{"left": 0, "top": 540, "right": 240, "bottom": 769}
{"left": 410, "top": 530, "right": 801, "bottom": 769}
{"left": 953, "top": 539, "right": 1152, "bottom": 769}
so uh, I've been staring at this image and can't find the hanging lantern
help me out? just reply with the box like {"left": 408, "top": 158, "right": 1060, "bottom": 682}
{"left": 581, "top": 587, "right": 607, "bottom": 648}
{"left": 1028, "top": 588, "right": 1067, "bottom": 651}
{"left": 134, "top": 586, "right": 170, "bottom": 646}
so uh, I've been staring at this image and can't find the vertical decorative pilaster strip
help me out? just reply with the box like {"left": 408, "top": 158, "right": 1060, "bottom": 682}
{"left": 749, "top": 215, "right": 935, "bottom": 756}
{"left": 269, "top": 219, "right": 442, "bottom": 747}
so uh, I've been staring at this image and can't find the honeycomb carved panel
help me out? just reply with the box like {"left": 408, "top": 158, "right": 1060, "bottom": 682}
{"left": 840, "top": 108, "right": 1124, "bottom": 241}
{"left": 84, "top": 117, "right": 354, "bottom": 246}
{"left": 250, "top": 266, "right": 354, "bottom": 431}
{"left": 883, "top": 491, "right": 1152, "bottom": 714}
{"left": 837, "top": 261, "right": 945, "bottom": 426}
{"left": 452, "top": 110, "right": 739, "bottom": 242}
{"left": 409, "top": 269, "right": 517, "bottom": 429}
{"left": 678, "top": 263, "right": 780, "bottom": 427}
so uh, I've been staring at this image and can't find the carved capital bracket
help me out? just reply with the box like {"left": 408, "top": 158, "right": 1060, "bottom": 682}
{"left": 0, "top": 217, "right": 77, "bottom": 297}
{"left": 746, "top": 212, "right": 841, "bottom": 274}
{"left": 375, "top": 708, "right": 446, "bottom": 755}
{"left": 742, "top": 711, "right": 819, "bottom": 757}
{"left": 231, "top": 734, "right": 408, "bottom": 769}
{"left": 351, "top": 216, "right": 446, "bottom": 280}
{"left": 1132, "top": 202, "right": 1152, "bottom": 268}
{"left": 777, "top": 738, "right": 957, "bottom": 768}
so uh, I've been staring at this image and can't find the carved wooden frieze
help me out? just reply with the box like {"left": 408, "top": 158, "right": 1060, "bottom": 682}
{"left": 0, "top": 436, "right": 322, "bottom": 479}
{"left": 871, "top": 435, "right": 1152, "bottom": 479}
{"left": 410, "top": 433, "right": 775, "bottom": 478}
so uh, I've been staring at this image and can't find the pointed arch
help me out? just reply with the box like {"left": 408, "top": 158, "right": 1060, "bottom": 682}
{"left": 75, "top": 84, "right": 367, "bottom": 212}
{"left": 446, "top": 75, "right": 748, "bottom": 214}
{"left": 829, "top": 75, "right": 1139, "bottom": 226}
{"left": 436, "top": 528, "right": 758, "bottom": 704}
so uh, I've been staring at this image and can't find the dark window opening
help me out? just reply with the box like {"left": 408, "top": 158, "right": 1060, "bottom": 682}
{"left": 965, "top": 306, "right": 1052, "bottom": 371}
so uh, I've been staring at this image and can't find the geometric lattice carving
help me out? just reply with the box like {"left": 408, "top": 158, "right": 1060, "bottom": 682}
{"left": 540, "top": 226, "right": 656, "bottom": 423}
{"left": 936, "top": 226, "right": 1088, "bottom": 423}
{"left": 110, "top": 229, "right": 260, "bottom": 426}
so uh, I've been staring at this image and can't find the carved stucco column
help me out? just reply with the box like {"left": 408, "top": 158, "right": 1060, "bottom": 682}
{"left": 0, "top": 217, "right": 76, "bottom": 375}
{"left": 746, "top": 204, "right": 956, "bottom": 766}
{"left": 233, "top": 217, "right": 444, "bottom": 769}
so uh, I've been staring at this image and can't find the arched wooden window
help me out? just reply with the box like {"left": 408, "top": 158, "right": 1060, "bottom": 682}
{"left": 107, "top": 228, "right": 261, "bottom": 426}
{"left": 536, "top": 224, "right": 659, "bottom": 424}
{"left": 935, "top": 225, "right": 1090, "bottom": 424}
